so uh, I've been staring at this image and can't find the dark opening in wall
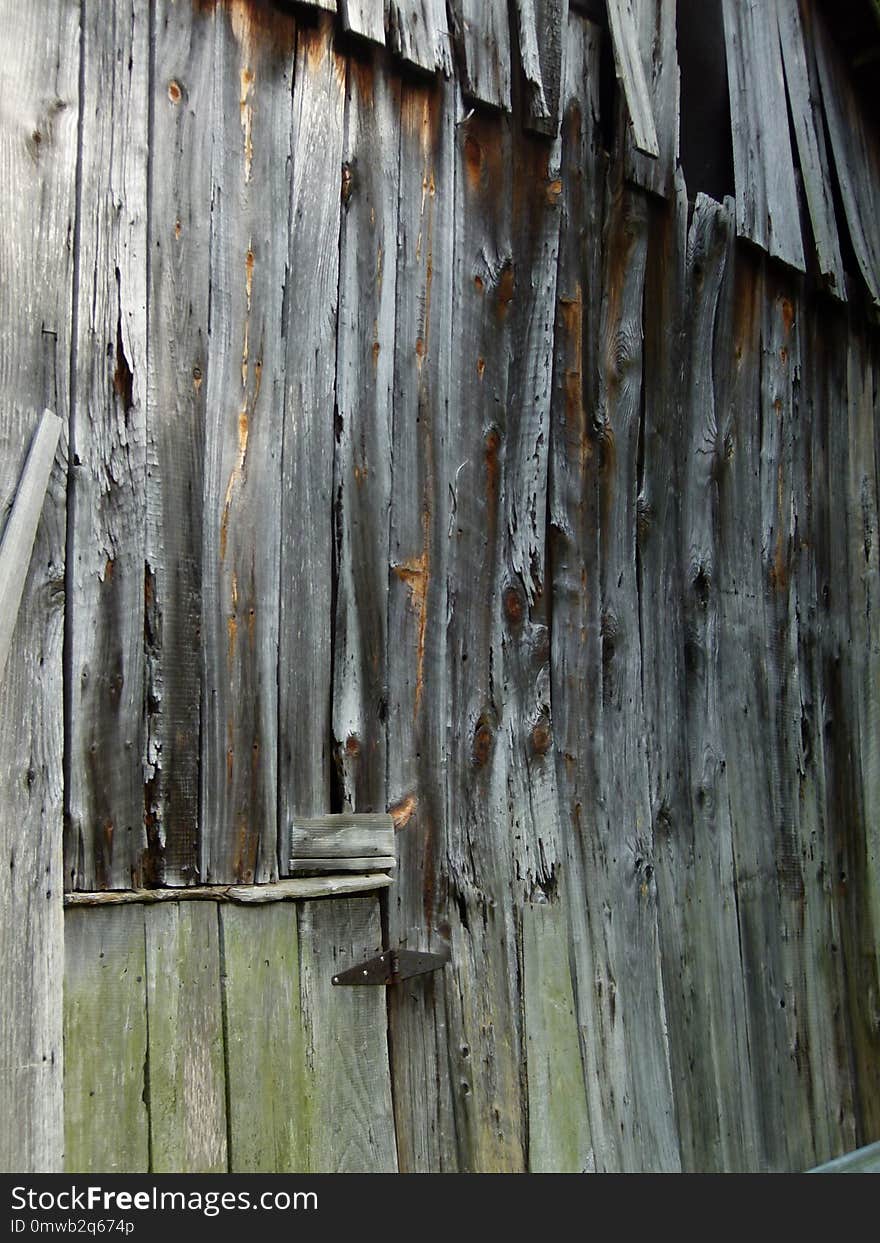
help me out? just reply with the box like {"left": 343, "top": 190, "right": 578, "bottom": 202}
{"left": 677, "top": 0, "right": 734, "bottom": 203}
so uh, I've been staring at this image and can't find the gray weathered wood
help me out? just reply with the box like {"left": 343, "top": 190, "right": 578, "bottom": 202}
{"left": 297, "top": 897, "right": 397, "bottom": 1171}
{"left": 721, "top": 0, "right": 805, "bottom": 272}
{"left": 0, "top": 409, "right": 62, "bottom": 683}
{"left": 812, "top": 5, "right": 880, "bottom": 307}
{"left": 386, "top": 0, "right": 453, "bottom": 74}
{"left": 289, "top": 856, "right": 396, "bottom": 873}
{"left": 220, "top": 902, "right": 306, "bottom": 1171}
{"left": 776, "top": 0, "right": 846, "bottom": 299}
{"left": 514, "top": 0, "right": 569, "bottom": 136}
{"left": 449, "top": 0, "right": 512, "bottom": 111}
{"left": 66, "top": 0, "right": 149, "bottom": 890}
{"left": 63, "top": 906, "right": 149, "bottom": 1172}
{"left": 0, "top": 0, "right": 77, "bottom": 1172}
{"left": 279, "top": 16, "right": 346, "bottom": 857}
{"left": 144, "top": 903, "right": 227, "bottom": 1172}
{"left": 290, "top": 815, "right": 395, "bottom": 858}
{"left": 64, "top": 873, "right": 393, "bottom": 906}
{"left": 340, "top": 0, "right": 385, "bottom": 45}
{"left": 333, "top": 53, "right": 399, "bottom": 811}
{"left": 605, "top": 0, "right": 660, "bottom": 157}
{"left": 811, "top": 1139, "right": 880, "bottom": 1174}
{"left": 523, "top": 902, "right": 592, "bottom": 1172}
{"left": 622, "top": 0, "right": 678, "bottom": 197}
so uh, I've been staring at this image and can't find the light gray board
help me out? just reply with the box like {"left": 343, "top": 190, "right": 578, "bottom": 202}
{"left": 0, "top": 409, "right": 62, "bottom": 682}
{"left": 812, "top": 5, "right": 880, "bottom": 307}
{"left": 145, "top": 0, "right": 217, "bottom": 885}
{"left": 289, "top": 857, "right": 396, "bottom": 873}
{"left": 66, "top": 0, "right": 149, "bottom": 890}
{"left": 721, "top": 0, "right": 805, "bottom": 271}
{"left": 339, "top": 0, "right": 385, "bottom": 45}
{"left": 199, "top": 4, "right": 294, "bottom": 885}
{"left": 278, "top": 15, "right": 346, "bottom": 853}
{"left": 290, "top": 821, "right": 395, "bottom": 858}
{"left": 449, "top": 0, "right": 512, "bottom": 111}
{"left": 332, "top": 52, "right": 399, "bottom": 811}
{"left": 776, "top": 0, "right": 846, "bottom": 299}
{"left": 514, "top": 0, "right": 569, "bottom": 136}
{"left": 0, "top": 0, "right": 77, "bottom": 1172}
{"left": 386, "top": 0, "right": 453, "bottom": 74}
{"left": 623, "top": 0, "right": 679, "bottom": 197}
{"left": 605, "top": 0, "right": 660, "bottom": 157}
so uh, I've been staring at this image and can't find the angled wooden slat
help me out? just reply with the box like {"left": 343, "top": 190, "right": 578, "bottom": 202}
{"left": 812, "top": 5, "right": 880, "bottom": 307}
{"left": 606, "top": 0, "right": 660, "bottom": 157}
{"left": 0, "top": 409, "right": 61, "bottom": 682}
{"left": 340, "top": 0, "right": 385, "bottom": 45}
{"left": 386, "top": 0, "right": 453, "bottom": 74}
{"left": 721, "top": 0, "right": 805, "bottom": 271}
{"left": 776, "top": 0, "right": 846, "bottom": 299}
{"left": 514, "top": 0, "right": 569, "bottom": 136}
{"left": 63, "top": 906, "right": 149, "bottom": 1172}
{"left": 449, "top": 0, "right": 512, "bottom": 111}
{"left": 145, "top": 903, "right": 227, "bottom": 1172}
{"left": 623, "top": 0, "right": 679, "bottom": 197}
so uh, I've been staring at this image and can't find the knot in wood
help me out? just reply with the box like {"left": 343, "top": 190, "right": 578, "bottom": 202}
{"left": 503, "top": 584, "right": 525, "bottom": 625}
{"left": 471, "top": 722, "right": 494, "bottom": 768}
{"left": 530, "top": 721, "right": 552, "bottom": 755}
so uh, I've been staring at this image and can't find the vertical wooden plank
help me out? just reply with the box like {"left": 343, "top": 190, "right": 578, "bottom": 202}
{"left": 220, "top": 902, "right": 305, "bottom": 1171}
{"left": 449, "top": 0, "right": 512, "bottom": 111}
{"left": 721, "top": 0, "right": 805, "bottom": 272}
{"left": 297, "top": 896, "right": 397, "bottom": 1171}
{"left": 340, "top": 0, "right": 385, "bottom": 45}
{"left": 514, "top": 0, "right": 569, "bottom": 137}
{"left": 523, "top": 902, "right": 592, "bottom": 1172}
{"left": 776, "top": 0, "right": 846, "bottom": 300}
{"left": 145, "top": 0, "right": 216, "bottom": 886}
{"left": 200, "top": 5, "right": 296, "bottom": 884}
{"left": 279, "top": 16, "right": 346, "bottom": 851}
{"left": 66, "top": 0, "right": 149, "bottom": 891}
{"left": 386, "top": 75, "right": 457, "bottom": 1171}
{"left": 333, "top": 51, "right": 399, "bottom": 810}
{"left": 386, "top": 0, "right": 453, "bottom": 75}
{"left": 0, "top": 0, "right": 78, "bottom": 1171}
{"left": 812, "top": 6, "right": 880, "bottom": 308}
{"left": 622, "top": 0, "right": 679, "bottom": 198}
{"left": 605, "top": 0, "right": 660, "bottom": 158}
{"left": 63, "top": 906, "right": 149, "bottom": 1172}
{"left": 145, "top": 903, "right": 227, "bottom": 1172}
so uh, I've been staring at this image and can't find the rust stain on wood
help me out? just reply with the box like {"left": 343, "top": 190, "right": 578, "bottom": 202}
{"left": 389, "top": 793, "right": 417, "bottom": 829}
{"left": 393, "top": 543, "right": 429, "bottom": 719}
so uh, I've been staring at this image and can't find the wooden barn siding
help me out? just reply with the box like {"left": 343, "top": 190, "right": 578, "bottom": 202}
{"left": 1, "top": 0, "right": 878, "bottom": 1171}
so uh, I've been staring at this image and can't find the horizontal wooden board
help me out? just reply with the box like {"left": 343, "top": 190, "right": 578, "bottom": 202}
{"left": 289, "top": 856, "right": 396, "bottom": 873}
{"left": 290, "top": 815, "right": 395, "bottom": 859}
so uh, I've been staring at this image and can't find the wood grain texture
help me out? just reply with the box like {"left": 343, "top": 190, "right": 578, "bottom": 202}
{"left": 449, "top": 0, "right": 512, "bottom": 111}
{"left": 339, "top": 0, "right": 385, "bottom": 45}
{"left": 721, "top": 0, "right": 805, "bottom": 272}
{"left": 606, "top": 0, "right": 660, "bottom": 157}
{"left": 0, "top": 0, "right": 77, "bottom": 1172}
{"left": 386, "top": 0, "right": 452, "bottom": 74}
{"left": 812, "top": 4, "right": 880, "bottom": 307}
{"left": 290, "top": 816, "right": 395, "bottom": 858}
{"left": 278, "top": 15, "right": 346, "bottom": 857}
{"left": 145, "top": 903, "right": 227, "bottom": 1171}
{"left": 333, "top": 51, "right": 399, "bottom": 811}
{"left": 66, "top": 0, "right": 149, "bottom": 891}
{"left": 297, "top": 896, "right": 397, "bottom": 1171}
{"left": 64, "top": 874, "right": 393, "bottom": 906}
{"left": 514, "top": 0, "right": 569, "bottom": 136}
{"left": 63, "top": 906, "right": 149, "bottom": 1172}
{"left": 776, "top": 0, "right": 846, "bottom": 299}
{"left": 622, "top": 0, "right": 678, "bottom": 197}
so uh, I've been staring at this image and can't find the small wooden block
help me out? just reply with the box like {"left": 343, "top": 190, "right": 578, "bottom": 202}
{"left": 289, "top": 813, "right": 395, "bottom": 860}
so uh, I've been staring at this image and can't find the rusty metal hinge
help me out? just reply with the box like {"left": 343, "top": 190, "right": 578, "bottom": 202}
{"left": 332, "top": 945, "right": 450, "bottom": 987}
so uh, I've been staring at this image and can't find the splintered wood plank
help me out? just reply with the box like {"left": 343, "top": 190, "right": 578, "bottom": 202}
{"left": 605, "top": 0, "right": 660, "bottom": 157}
{"left": 385, "top": 75, "right": 458, "bottom": 1172}
{"left": 813, "top": 5, "right": 880, "bottom": 307}
{"left": 278, "top": 16, "right": 346, "bottom": 852}
{"left": 0, "top": 0, "right": 77, "bottom": 1173}
{"left": 514, "top": 0, "right": 569, "bottom": 136}
{"left": 63, "top": 906, "right": 149, "bottom": 1172}
{"left": 721, "top": 0, "right": 805, "bottom": 272}
{"left": 145, "top": 0, "right": 216, "bottom": 885}
{"left": 297, "top": 897, "right": 397, "bottom": 1171}
{"left": 66, "top": 0, "right": 149, "bottom": 891}
{"left": 221, "top": 902, "right": 306, "bottom": 1171}
{"left": 290, "top": 815, "right": 395, "bottom": 859}
{"left": 333, "top": 53, "right": 399, "bottom": 810}
{"left": 145, "top": 903, "right": 227, "bottom": 1172}
{"left": 340, "top": 0, "right": 385, "bottom": 45}
{"left": 200, "top": 4, "right": 296, "bottom": 884}
{"left": 386, "top": 0, "right": 453, "bottom": 74}
{"left": 776, "top": 0, "right": 846, "bottom": 299}
{"left": 0, "top": 409, "right": 62, "bottom": 682}
{"left": 449, "top": 0, "right": 512, "bottom": 111}
{"left": 622, "top": 0, "right": 679, "bottom": 197}
{"left": 523, "top": 903, "right": 592, "bottom": 1172}
{"left": 547, "top": 11, "right": 606, "bottom": 1172}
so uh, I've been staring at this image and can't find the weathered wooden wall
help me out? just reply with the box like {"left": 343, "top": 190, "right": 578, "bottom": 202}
{"left": 2, "top": 0, "right": 879, "bottom": 1172}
